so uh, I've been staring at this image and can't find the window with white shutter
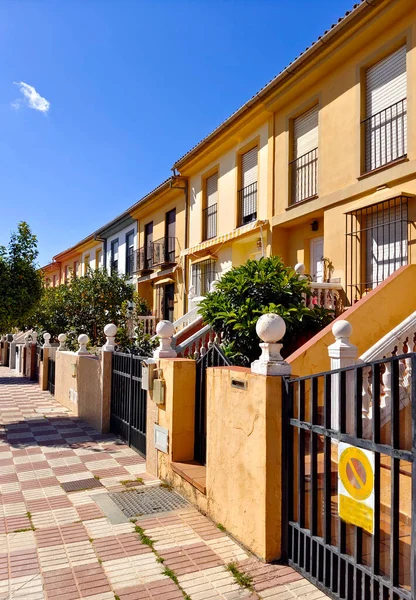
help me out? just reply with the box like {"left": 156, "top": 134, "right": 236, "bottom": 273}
{"left": 238, "top": 147, "right": 258, "bottom": 226}
{"left": 290, "top": 105, "right": 319, "bottom": 204}
{"left": 364, "top": 46, "right": 407, "bottom": 172}
{"left": 365, "top": 205, "right": 408, "bottom": 289}
{"left": 204, "top": 173, "right": 218, "bottom": 240}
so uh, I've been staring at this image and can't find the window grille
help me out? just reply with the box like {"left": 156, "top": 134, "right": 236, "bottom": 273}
{"left": 345, "top": 196, "right": 411, "bottom": 303}
{"left": 191, "top": 259, "right": 216, "bottom": 297}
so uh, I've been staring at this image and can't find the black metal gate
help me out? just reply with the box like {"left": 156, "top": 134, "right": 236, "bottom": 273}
{"left": 283, "top": 354, "right": 416, "bottom": 600}
{"left": 195, "top": 344, "right": 230, "bottom": 465}
{"left": 110, "top": 352, "right": 147, "bottom": 457}
{"left": 47, "top": 347, "right": 56, "bottom": 395}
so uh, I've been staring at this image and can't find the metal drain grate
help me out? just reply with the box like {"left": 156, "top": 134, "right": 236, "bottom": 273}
{"left": 61, "top": 477, "right": 103, "bottom": 492}
{"left": 108, "top": 486, "right": 188, "bottom": 517}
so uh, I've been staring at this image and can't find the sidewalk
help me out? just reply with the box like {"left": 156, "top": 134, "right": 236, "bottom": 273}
{"left": 0, "top": 366, "right": 328, "bottom": 600}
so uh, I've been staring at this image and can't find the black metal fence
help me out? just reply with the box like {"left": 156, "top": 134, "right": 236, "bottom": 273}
{"left": 47, "top": 347, "right": 57, "bottom": 395}
{"left": 362, "top": 98, "right": 407, "bottom": 173}
{"left": 110, "top": 352, "right": 147, "bottom": 456}
{"left": 282, "top": 353, "right": 416, "bottom": 599}
{"left": 289, "top": 147, "right": 318, "bottom": 205}
{"left": 203, "top": 204, "right": 217, "bottom": 241}
{"left": 194, "top": 344, "right": 230, "bottom": 465}
{"left": 237, "top": 182, "right": 257, "bottom": 227}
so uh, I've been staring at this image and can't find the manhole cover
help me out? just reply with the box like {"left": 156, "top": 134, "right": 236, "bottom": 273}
{"left": 61, "top": 478, "right": 103, "bottom": 492}
{"left": 108, "top": 486, "right": 188, "bottom": 517}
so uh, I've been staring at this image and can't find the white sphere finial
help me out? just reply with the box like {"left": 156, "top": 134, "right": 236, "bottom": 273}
{"left": 43, "top": 332, "right": 51, "bottom": 348}
{"left": 104, "top": 323, "right": 118, "bottom": 337}
{"left": 332, "top": 320, "right": 353, "bottom": 341}
{"left": 256, "top": 313, "right": 286, "bottom": 344}
{"left": 156, "top": 320, "right": 175, "bottom": 339}
{"left": 153, "top": 320, "right": 177, "bottom": 358}
{"left": 294, "top": 263, "right": 306, "bottom": 275}
{"left": 77, "top": 334, "right": 89, "bottom": 355}
{"left": 58, "top": 333, "right": 67, "bottom": 351}
{"left": 103, "top": 323, "right": 118, "bottom": 352}
{"left": 251, "top": 313, "right": 291, "bottom": 376}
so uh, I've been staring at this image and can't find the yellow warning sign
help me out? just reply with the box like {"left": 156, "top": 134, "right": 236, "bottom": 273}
{"left": 338, "top": 443, "right": 375, "bottom": 534}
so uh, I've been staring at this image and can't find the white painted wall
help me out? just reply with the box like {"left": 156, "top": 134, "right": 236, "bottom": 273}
{"left": 105, "top": 222, "right": 138, "bottom": 278}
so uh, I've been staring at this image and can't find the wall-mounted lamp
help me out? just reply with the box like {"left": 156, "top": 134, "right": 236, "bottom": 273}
{"left": 311, "top": 220, "right": 319, "bottom": 232}
{"left": 256, "top": 237, "right": 263, "bottom": 250}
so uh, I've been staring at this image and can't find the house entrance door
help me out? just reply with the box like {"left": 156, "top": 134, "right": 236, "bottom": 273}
{"left": 163, "top": 284, "right": 175, "bottom": 322}
{"left": 310, "top": 236, "right": 324, "bottom": 282}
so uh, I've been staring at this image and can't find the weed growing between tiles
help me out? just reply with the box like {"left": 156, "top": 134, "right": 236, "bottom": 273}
{"left": 131, "top": 520, "right": 191, "bottom": 600}
{"left": 226, "top": 561, "right": 254, "bottom": 590}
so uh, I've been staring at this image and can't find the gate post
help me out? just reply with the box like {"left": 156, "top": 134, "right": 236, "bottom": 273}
{"left": 328, "top": 320, "right": 357, "bottom": 432}
{"left": 39, "top": 333, "right": 51, "bottom": 391}
{"left": 206, "top": 314, "right": 291, "bottom": 561}
{"left": 9, "top": 334, "right": 17, "bottom": 369}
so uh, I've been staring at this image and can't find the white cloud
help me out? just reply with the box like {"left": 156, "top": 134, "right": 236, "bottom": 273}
{"left": 12, "top": 81, "right": 50, "bottom": 113}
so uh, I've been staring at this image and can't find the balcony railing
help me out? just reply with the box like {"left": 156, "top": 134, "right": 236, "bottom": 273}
{"left": 362, "top": 98, "right": 407, "bottom": 173}
{"left": 203, "top": 204, "right": 217, "bottom": 240}
{"left": 237, "top": 182, "right": 257, "bottom": 227}
{"left": 134, "top": 237, "right": 177, "bottom": 273}
{"left": 135, "top": 247, "right": 153, "bottom": 273}
{"left": 289, "top": 147, "right": 318, "bottom": 205}
{"left": 152, "top": 237, "right": 176, "bottom": 266}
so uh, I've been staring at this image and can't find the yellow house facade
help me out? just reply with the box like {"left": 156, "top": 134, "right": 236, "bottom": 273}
{"left": 172, "top": 0, "right": 416, "bottom": 312}
{"left": 46, "top": 234, "right": 104, "bottom": 286}
{"left": 172, "top": 105, "right": 273, "bottom": 307}
{"left": 270, "top": 0, "right": 416, "bottom": 306}
{"left": 129, "top": 178, "right": 187, "bottom": 322}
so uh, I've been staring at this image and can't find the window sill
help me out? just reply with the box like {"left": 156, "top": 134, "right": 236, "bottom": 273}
{"left": 358, "top": 156, "right": 408, "bottom": 180}
{"left": 237, "top": 218, "right": 257, "bottom": 228}
{"left": 171, "top": 461, "right": 206, "bottom": 495}
{"left": 286, "top": 194, "right": 319, "bottom": 211}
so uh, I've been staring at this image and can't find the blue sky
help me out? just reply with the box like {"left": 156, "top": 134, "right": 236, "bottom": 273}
{"left": 0, "top": 0, "right": 354, "bottom": 266}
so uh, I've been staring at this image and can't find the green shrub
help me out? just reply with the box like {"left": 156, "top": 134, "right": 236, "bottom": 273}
{"left": 198, "top": 256, "right": 334, "bottom": 365}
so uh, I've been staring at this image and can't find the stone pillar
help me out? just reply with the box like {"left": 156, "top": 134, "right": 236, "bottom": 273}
{"left": 202, "top": 314, "right": 292, "bottom": 561}
{"left": 206, "top": 366, "right": 290, "bottom": 560}
{"left": 39, "top": 333, "right": 51, "bottom": 391}
{"left": 9, "top": 334, "right": 17, "bottom": 369}
{"left": 328, "top": 320, "right": 358, "bottom": 433}
{"left": 29, "top": 342, "right": 37, "bottom": 381}
{"left": 100, "top": 324, "right": 117, "bottom": 433}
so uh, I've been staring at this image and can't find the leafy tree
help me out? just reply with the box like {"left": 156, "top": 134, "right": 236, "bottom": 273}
{"left": 30, "top": 268, "right": 151, "bottom": 348}
{"left": 198, "top": 256, "right": 335, "bottom": 366}
{"left": 0, "top": 222, "right": 43, "bottom": 333}
{"left": 115, "top": 323, "right": 159, "bottom": 356}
